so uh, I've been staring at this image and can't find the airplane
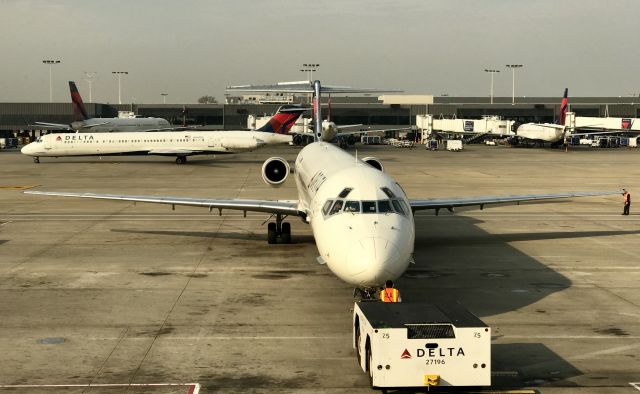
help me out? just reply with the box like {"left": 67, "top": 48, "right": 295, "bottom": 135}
{"left": 25, "top": 80, "right": 620, "bottom": 291}
{"left": 21, "top": 105, "right": 306, "bottom": 164}
{"left": 511, "top": 88, "right": 569, "bottom": 145}
{"left": 292, "top": 96, "right": 403, "bottom": 148}
{"left": 34, "top": 81, "right": 176, "bottom": 133}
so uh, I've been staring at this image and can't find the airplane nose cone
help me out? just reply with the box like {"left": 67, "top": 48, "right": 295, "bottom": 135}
{"left": 21, "top": 144, "right": 32, "bottom": 155}
{"left": 347, "top": 237, "right": 402, "bottom": 286}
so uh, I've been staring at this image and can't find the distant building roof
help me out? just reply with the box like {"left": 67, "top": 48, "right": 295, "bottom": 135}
{"left": 378, "top": 95, "right": 434, "bottom": 105}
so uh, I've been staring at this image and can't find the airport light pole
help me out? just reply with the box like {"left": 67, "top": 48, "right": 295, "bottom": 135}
{"left": 111, "top": 71, "right": 128, "bottom": 104}
{"left": 83, "top": 71, "right": 97, "bottom": 103}
{"left": 506, "top": 64, "right": 523, "bottom": 105}
{"left": 301, "top": 63, "right": 320, "bottom": 82}
{"left": 300, "top": 64, "right": 319, "bottom": 104}
{"left": 161, "top": 93, "right": 168, "bottom": 104}
{"left": 42, "top": 60, "right": 61, "bottom": 103}
{"left": 484, "top": 69, "right": 500, "bottom": 104}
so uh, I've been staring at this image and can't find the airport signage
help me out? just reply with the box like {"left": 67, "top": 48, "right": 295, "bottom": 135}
{"left": 464, "top": 121, "right": 474, "bottom": 132}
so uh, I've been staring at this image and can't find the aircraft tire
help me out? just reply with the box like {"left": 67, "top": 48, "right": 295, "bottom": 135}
{"left": 267, "top": 222, "right": 277, "bottom": 244}
{"left": 281, "top": 222, "right": 291, "bottom": 244}
{"left": 176, "top": 156, "right": 187, "bottom": 164}
{"left": 33, "top": 157, "right": 40, "bottom": 163}
{"left": 367, "top": 341, "right": 376, "bottom": 388}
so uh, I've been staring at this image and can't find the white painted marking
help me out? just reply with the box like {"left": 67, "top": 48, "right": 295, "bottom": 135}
{"left": 0, "top": 383, "right": 200, "bottom": 393}
{"left": 570, "top": 343, "right": 640, "bottom": 360}
{"left": 499, "top": 335, "right": 640, "bottom": 339}
{"left": 630, "top": 382, "right": 640, "bottom": 391}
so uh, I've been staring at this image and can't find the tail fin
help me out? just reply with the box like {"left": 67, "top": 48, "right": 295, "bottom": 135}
{"left": 69, "top": 81, "right": 89, "bottom": 121}
{"left": 257, "top": 105, "right": 307, "bottom": 134}
{"left": 559, "top": 88, "right": 568, "bottom": 125}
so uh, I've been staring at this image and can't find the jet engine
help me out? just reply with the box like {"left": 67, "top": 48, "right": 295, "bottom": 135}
{"left": 261, "top": 157, "right": 290, "bottom": 187}
{"left": 220, "top": 137, "right": 263, "bottom": 151}
{"left": 292, "top": 134, "right": 303, "bottom": 146}
{"left": 362, "top": 157, "right": 383, "bottom": 172}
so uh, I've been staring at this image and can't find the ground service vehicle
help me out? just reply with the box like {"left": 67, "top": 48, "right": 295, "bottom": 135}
{"left": 353, "top": 301, "right": 491, "bottom": 389}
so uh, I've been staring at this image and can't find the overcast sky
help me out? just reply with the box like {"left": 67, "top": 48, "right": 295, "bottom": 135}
{"left": 1, "top": 0, "right": 638, "bottom": 103}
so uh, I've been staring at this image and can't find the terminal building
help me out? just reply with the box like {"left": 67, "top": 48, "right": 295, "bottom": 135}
{"left": 2, "top": 94, "right": 639, "bottom": 139}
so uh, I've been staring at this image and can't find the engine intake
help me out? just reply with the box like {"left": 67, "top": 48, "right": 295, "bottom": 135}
{"left": 261, "top": 157, "right": 290, "bottom": 187}
{"left": 362, "top": 156, "right": 383, "bottom": 172}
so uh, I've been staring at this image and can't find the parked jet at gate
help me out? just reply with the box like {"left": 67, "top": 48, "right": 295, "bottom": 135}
{"left": 34, "top": 82, "right": 178, "bottom": 133}
{"left": 22, "top": 106, "right": 306, "bottom": 164}
{"left": 512, "top": 88, "right": 569, "bottom": 144}
{"left": 25, "top": 81, "right": 620, "bottom": 290}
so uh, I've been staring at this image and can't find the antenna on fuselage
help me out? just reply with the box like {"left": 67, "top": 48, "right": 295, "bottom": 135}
{"left": 313, "top": 80, "right": 322, "bottom": 142}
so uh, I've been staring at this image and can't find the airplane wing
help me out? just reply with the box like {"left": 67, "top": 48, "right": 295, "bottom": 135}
{"left": 538, "top": 123, "right": 566, "bottom": 130}
{"left": 33, "top": 122, "right": 71, "bottom": 130}
{"left": 227, "top": 81, "right": 400, "bottom": 94}
{"left": 81, "top": 122, "right": 111, "bottom": 129}
{"left": 147, "top": 149, "right": 205, "bottom": 156}
{"left": 409, "top": 190, "right": 620, "bottom": 213}
{"left": 24, "top": 191, "right": 301, "bottom": 216}
{"left": 137, "top": 126, "right": 203, "bottom": 132}
{"left": 335, "top": 124, "right": 363, "bottom": 130}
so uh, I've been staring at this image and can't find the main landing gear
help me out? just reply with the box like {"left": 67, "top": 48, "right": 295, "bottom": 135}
{"left": 267, "top": 213, "right": 291, "bottom": 244}
{"left": 33, "top": 157, "right": 40, "bottom": 163}
{"left": 175, "top": 156, "right": 187, "bottom": 164}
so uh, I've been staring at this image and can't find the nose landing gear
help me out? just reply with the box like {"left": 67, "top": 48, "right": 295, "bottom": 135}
{"left": 175, "top": 156, "right": 187, "bottom": 164}
{"left": 267, "top": 213, "right": 292, "bottom": 244}
{"left": 33, "top": 157, "right": 40, "bottom": 163}
{"left": 353, "top": 287, "right": 378, "bottom": 300}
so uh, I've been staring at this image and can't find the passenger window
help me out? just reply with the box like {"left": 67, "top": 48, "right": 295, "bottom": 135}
{"left": 344, "top": 201, "right": 360, "bottom": 213}
{"left": 392, "top": 200, "right": 406, "bottom": 215}
{"left": 329, "top": 200, "right": 344, "bottom": 215}
{"left": 362, "top": 201, "right": 377, "bottom": 213}
{"left": 322, "top": 200, "right": 334, "bottom": 216}
{"left": 378, "top": 200, "right": 393, "bottom": 213}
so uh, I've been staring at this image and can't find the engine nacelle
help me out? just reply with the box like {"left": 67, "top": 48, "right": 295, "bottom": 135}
{"left": 261, "top": 157, "right": 290, "bottom": 187}
{"left": 361, "top": 156, "right": 383, "bottom": 172}
{"left": 220, "top": 137, "right": 262, "bottom": 151}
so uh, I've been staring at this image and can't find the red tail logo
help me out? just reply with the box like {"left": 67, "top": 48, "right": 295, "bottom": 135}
{"left": 401, "top": 349, "right": 412, "bottom": 359}
{"left": 68, "top": 81, "right": 89, "bottom": 121}
{"left": 559, "top": 88, "right": 568, "bottom": 125}
{"left": 257, "top": 106, "right": 305, "bottom": 134}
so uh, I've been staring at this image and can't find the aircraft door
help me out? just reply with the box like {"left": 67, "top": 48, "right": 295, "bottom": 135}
{"left": 43, "top": 135, "right": 53, "bottom": 150}
{"left": 208, "top": 136, "right": 221, "bottom": 148}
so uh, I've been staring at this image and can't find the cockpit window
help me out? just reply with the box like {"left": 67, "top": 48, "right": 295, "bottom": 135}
{"left": 392, "top": 199, "right": 407, "bottom": 216}
{"left": 344, "top": 200, "right": 360, "bottom": 213}
{"left": 381, "top": 187, "right": 396, "bottom": 198}
{"left": 338, "top": 187, "right": 353, "bottom": 198}
{"left": 329, "top": 200, "right": 344, "bottom": 215}
{"left": 36, "top": 137, "right": 43, "bottom": 143}
{"left": 362, "top": 201, "right": 377, "bottom": 213}
{"left": 378, "top": 200, "right": 393, "bottom": 213}
{"left": 323, "top": 198, "right": 408, "bottom": 218}
{"left": 322, "top": 200, "right": 334, "bottom": 216}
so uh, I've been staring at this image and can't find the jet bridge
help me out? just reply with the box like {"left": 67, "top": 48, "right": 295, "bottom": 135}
{"left": 416, "top": 114, "right": 515, "bottom": 143}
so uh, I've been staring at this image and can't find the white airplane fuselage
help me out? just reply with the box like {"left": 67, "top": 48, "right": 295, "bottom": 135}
{"left": 21, "top": 130, "right": 291, "bottom": 158}
{"left": 294, "top": 142, "right": 414, "bottom": 287}
{"left": 516, "top": 123, "right": 565, "bottom": 143}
